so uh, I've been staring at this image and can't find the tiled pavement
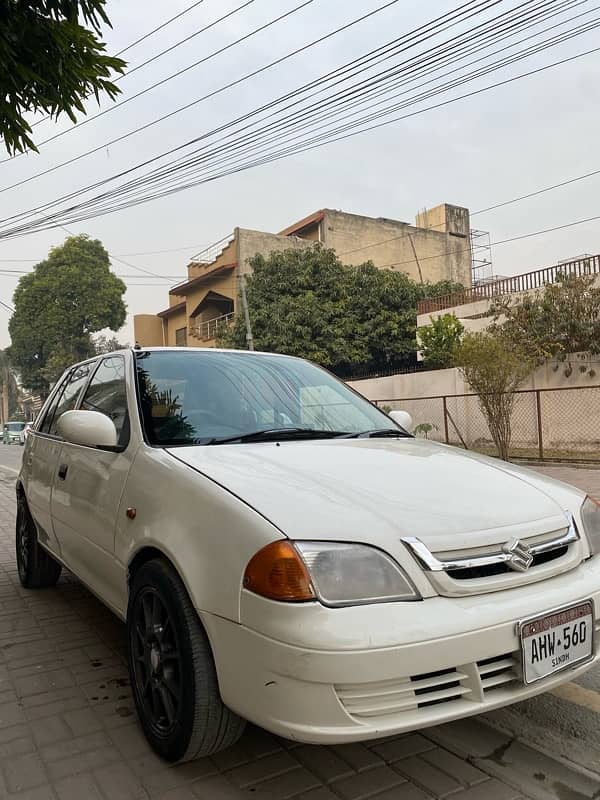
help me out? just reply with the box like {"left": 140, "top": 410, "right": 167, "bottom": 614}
{"left": 0, "top": 467, "right": 596, "bottom": 800}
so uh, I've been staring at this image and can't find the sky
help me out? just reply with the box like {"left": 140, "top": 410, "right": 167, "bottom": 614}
{"left": 0, "top": 0, "right": 599, "bottom": 348}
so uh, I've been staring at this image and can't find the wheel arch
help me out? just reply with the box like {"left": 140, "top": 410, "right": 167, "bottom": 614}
{"left": 128, "top": 545, "right": 178, "bottom": 589}
{"left": 127, "top": 545, "right": 207, "bottom": 622}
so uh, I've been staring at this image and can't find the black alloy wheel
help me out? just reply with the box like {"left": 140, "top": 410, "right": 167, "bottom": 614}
{"left": 15, "top": 494, "right": 62, "bottom": 588}
{"left": 130, "top": 587, "right": 181, "bottom": 737}
{"left": 127, "top": 559, "right": 245, "bottom": 762}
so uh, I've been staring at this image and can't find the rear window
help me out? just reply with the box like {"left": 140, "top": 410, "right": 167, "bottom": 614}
{"left": 6, "top": 422, "right": 25, "bottom": 432}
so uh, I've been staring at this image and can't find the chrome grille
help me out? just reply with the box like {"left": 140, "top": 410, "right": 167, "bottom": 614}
{"left": 450, "top": 546, "right": 568, "bottom": 581}
{"left": 401, "top": 513, "right": 581, "bottom": 596}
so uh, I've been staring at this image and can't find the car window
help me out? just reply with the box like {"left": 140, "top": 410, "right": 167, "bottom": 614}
{"left": 81, "top": 356, "right": 130, "bottom": 447}
{"left": 38, "top": 371, "right": 73, "bottom": 434}
{"left": 47, "top": 362, "right": 94, "bottom": 436}
{"left": 135, "top": 350, "right": 392, "bottom": 445}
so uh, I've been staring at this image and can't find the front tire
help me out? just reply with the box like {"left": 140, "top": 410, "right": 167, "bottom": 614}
{"left": 127, "top": 559, "right": 245, "bottom": 762}
{"left": 16, "top": 495, "right": 62, "bottom": 588}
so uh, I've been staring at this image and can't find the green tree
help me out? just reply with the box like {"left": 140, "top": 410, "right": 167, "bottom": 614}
{"left": 456, "top": 332, "right": 534, "bottom": 461}
{"left": 0, "top": 1, "right": 125, "bottom": 155}
{"left": 219, "top": 246, "right": 461, "bottom": 375}
{"left": 9, "top": 234, "right": 126, "bottom": 395}
{"left": 490, "top": 273, "right": 600, "bottom": 363}
{"left": 418, "top": 313, "right": 464, "bottom": 368}
{"left": 92, "top": 333, "right": 128, "bottom": 354}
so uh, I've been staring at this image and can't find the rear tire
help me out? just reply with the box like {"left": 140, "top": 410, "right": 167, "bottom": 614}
{"left": 16, "top": 495, "right": 62, "bottom": 588}
{"left": 127, "top": 559, "right": 245, "bottom": 762}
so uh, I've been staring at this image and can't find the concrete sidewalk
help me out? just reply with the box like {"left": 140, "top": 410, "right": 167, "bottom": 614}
{"left": 0, "top": 469, "right": 596, "bottom": 800}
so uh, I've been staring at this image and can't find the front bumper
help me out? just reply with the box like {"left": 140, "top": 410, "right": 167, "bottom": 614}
{"left": 201, "top": 556, "right": 600, "bottom": 744}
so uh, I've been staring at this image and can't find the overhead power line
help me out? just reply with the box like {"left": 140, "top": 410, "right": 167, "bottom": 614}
{"left": 29, "top": 0, "right": 211, "bottom": 131}
{"left": 118, "top": 0, "right": 257, "bottom": 82}
{"left": 472, "top": 167, "right": 600, "bottom": 214}
{"left": 5, "top": 0, "right": 314, "bottom": 161}
{"left": 0, "top": 241, "right": 222, "bottom": 261}
{"left": 378, "top": 213, "right": 600, "bottom": 270}
{"left": 114, "top": 0, "right": 209, "bottom": 57}
{"left": 1, "top": 0, "right": 408, "bottom": 190}
{"left": 0, "top": 0, "right": 554, "bottom": 221}
{"left": 3, "top": 14, "right": 597, "bottom": 238}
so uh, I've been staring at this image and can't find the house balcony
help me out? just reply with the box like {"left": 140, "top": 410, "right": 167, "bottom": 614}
{"left": 191, "top": 311, "right": 235, "bottom": 342}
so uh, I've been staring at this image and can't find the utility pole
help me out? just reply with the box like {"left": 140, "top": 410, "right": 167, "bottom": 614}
{"left": 238, "top": 271, "right": 254, "bottom": 351}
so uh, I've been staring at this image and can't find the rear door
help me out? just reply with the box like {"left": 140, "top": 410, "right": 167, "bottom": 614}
{"left": 50, "top": 355, "right": 134, "bottom": 614}
{"left": 25, "top": 364, "right": 94, "bottom": 554}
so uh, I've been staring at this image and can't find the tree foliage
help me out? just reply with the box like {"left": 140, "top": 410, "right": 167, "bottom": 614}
{"left": 0, "top": 0, "right": 125, "bottom": 154}
{"left": 92, "top": 333, "right": 128, "bottom": 354}
{"left": 456, "top": 332, "right": 534, "bottom": 461}
{"left": 219, "top": 246, "right": 463, "bottom": 376}
{"left": 490, "top": 273, "right": 600, "bottom": 363}
{"left": 418, "top": 313, "right": 464, "bottom": 369}
{"left": 8, "top": 234, "right": 126, "bottom": 394}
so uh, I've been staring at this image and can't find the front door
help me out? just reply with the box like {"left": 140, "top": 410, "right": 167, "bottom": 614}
{"left": 26, "top": 363, "right": 93, "bottom": 554}
{"left": 50, "top": 356, "right": 133, "bottom": 616}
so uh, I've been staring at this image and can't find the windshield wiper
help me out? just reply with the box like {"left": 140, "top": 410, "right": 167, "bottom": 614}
{"left": 338, "top": 428, "right": 412, "bottom": 439}
{"left": 205, "top": 427, "right": 349, "bottom": 445}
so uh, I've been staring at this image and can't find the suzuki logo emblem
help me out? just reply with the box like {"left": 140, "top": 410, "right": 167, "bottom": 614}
{"left": 502, "top": 538, "right": 533, "bottom": 572}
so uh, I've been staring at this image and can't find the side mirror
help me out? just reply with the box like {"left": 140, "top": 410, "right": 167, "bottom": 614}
{"left": 57, "top": 410, "right": 118, "bottom": 449}
{"left": 389, "top": 409, "right": 414, "bottom": 433}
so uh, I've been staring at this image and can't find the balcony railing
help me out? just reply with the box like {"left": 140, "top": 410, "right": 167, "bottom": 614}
{"left": 190, "top": 234, "right": 234, "bottom": 265}
{"left": 417, "top": 254, "right": 600, "bottom": 316}
{"left": 193, "top": 312, "right": 235, "bottom": 341}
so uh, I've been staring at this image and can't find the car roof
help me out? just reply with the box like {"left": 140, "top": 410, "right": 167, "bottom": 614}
{"left": 132, "top": 346, "right": 290, "bottom": 358}
{"left": 55, "top": 347, "right": 297, "bottom": 377}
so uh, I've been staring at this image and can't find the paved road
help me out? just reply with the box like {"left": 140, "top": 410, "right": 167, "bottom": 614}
{"left": 0, "top": 443, "right": 23, "bottom": 475}
{"left": 0, "top": 449, "right": 598, "bottom": 798}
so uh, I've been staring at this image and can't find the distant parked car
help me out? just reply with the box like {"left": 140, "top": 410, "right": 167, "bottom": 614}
{"left": 3, "top": 421, "right": 25, "bottom": 444}
{"left": 15, "top": 347, "right": 600, "bottom": 764}
{"left": 19, "top": 422, "right": 32, "bottom": 446}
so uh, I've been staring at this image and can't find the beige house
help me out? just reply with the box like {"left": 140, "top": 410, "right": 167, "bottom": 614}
{"left": 134, "top": 203, "right": 472, "bottom": 348}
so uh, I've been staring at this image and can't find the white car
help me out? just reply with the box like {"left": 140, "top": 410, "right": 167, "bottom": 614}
{"left": 17, "top": 347, "right": 600, "bottom": 764}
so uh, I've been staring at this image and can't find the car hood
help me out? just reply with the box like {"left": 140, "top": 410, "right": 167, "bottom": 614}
{"left": 167, "top": 438, "right": 581, "bottom": 552}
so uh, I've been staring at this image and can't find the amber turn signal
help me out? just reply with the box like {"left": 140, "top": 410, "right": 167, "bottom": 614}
{"left": 243, "top": 541, "right": 315, "bottom": 602}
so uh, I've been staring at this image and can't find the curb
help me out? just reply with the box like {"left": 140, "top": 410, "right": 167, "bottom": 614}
{"left": 427, "top": 716, "right": 600, "bottom": 799}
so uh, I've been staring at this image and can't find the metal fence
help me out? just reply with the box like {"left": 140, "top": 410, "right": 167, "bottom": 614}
{"left": 374, "top": 385, "right": 600, "bottom": 462}
{"left": 417, "top": 253, "right": 600, "bottom": 315}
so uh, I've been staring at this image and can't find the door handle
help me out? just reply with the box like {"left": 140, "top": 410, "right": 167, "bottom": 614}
{"left": 58, "top": 463, "right": 68, "bottom": 481}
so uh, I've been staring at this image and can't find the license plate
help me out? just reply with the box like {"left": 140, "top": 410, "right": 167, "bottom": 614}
{"left": 519, "top": 600, "right": 595, "bottom": 685}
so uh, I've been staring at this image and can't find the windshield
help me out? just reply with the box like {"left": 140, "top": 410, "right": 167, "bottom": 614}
{"left": 135, "top": 350, "right": 395, "bottom": 446}
{"left": 6, "top": 422, "right": 25, "bottom": 432}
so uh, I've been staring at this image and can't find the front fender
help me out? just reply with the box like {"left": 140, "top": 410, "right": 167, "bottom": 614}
{"left": 115, "top": 446, "right": 286, "bottom": 622}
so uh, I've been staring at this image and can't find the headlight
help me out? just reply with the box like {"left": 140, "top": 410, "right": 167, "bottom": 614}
{"left": 243, "top": 541, "right": 420, "bottom": 605}
{"left": 295, "top": 542, "right": 420, "bottom": 605}
{"left": 581, "top": 496, "right": 600, "bottom": 555}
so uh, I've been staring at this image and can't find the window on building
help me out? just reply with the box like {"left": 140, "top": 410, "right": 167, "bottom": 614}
{"left": 81, "top": 356, "right": 130, "bottom": 447}
{"left": 175, "top": 327, "right": 187, "bottom": 346}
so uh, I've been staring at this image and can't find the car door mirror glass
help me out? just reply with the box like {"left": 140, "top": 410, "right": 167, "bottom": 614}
{"left": 57, "top": 410, "right": 118, "bottom": 449}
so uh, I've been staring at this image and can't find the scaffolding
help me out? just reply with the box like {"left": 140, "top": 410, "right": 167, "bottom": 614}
{"left": 470, "top": 229, "right": 493, "bottom": 286}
